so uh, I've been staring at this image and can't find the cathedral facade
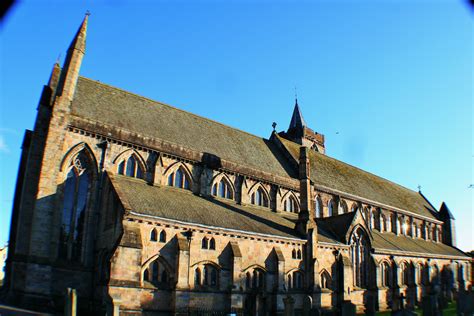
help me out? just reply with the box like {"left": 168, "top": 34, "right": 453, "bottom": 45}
{"left": 2, "top": 16, "right": 471, "bottom": 315}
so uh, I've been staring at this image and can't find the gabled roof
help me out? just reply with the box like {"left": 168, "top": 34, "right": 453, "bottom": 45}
{"left": 71, "top": 77, "right": 297, "bottom": 180}
{"left": 277, "top": 135, "right": 438, "bottom": 220}
{"left": 108, "top": 173, "right": 300, "bottom": 239}
{"left": 316, "top": 210, "right": 372, "bottom": 244}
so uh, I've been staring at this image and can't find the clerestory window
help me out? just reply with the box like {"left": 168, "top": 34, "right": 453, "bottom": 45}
{"left": 118, "top": 155, "right": 143, "bottom": 178}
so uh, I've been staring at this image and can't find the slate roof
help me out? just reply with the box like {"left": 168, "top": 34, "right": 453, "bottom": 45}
{"left": 277, "top": 136, "right": 438, "bottom": 220}
{"left": 371, "top": 230, "right": 466, "bottom": 258}
{"left": 316, "top": 213, "right": 467, "bottom": 258}
{"left": 109, "top": 174, "right": 301, "bottom": 239}
{"left": 71, "top": 77, "right": 296, "bottom": 180}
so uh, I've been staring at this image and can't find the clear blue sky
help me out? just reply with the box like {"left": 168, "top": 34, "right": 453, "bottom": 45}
{"left": 0, "top": 1, "right": 472, "bottom": 250}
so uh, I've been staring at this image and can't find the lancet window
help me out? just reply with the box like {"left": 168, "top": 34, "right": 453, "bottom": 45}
{"left": 350, "top": 227, "right": 370, "bottom": 288}
{"left": 212, "top": 177, "right": 233, "bottom": 199}
{"left": 118, "top": 155, "right": 143, "bottom": 178}
{"left": 251, "top": 187, "right": 268, "bottom": 207}
{"left": 167, "top": 167, "right": 191, "bottom": 190}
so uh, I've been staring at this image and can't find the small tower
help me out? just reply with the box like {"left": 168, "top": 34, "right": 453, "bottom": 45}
{"left": 280, "top": 99, "right": 326, "bottom": 154}
{"left": 439, "top": 202, "right": 456, "bottom": 247}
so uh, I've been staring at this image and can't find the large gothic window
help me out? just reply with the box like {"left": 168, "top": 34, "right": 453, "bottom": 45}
{"left": 59, "top": 152, "right": 92, "bottom": 261}
{"left": 350, "top": 227, "right": 370, "bottom": 288}
{"left": 118, "top": 155, "right": 143, "bottom": 178}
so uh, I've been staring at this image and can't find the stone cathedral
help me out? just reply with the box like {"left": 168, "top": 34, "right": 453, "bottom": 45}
{"left": 1, "top": 16, "right": 471, "bottom": 316}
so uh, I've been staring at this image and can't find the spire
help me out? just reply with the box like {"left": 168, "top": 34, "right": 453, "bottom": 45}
{"left": 67, "top": 12, "right": 89, "bottom": 55}
{"left": 288, "top": 99, "right": 307, "bottom": 131}
{"left": 56, "top": 13, "right": 88, "bottom": 102}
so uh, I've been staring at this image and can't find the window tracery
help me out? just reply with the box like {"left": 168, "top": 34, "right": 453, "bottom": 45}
{"left": 59, "top": 151, "right": 92, "bottom": 261}
{"left": 350, "top": 227, "right": 370, "bottom": 288}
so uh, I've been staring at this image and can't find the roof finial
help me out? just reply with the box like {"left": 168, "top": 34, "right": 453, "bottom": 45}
{"left": 417, "top": 185, "right": 422, "bottom": 192}
{"left": 294, "top": 86, "right": 298, "bottom": 105}
{"left": 272, "top": 122, "right": 277, "bottom": 131}
{"left": 85, "top": 10, "right": 91, "bottom": 17}
{"left": 56, "top": 53, "right": 61, "bottom": 64}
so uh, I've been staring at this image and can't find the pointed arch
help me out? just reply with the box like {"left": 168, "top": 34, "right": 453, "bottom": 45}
{"left": 249, "top": 183, "right": 269, "bottom": 207}
{"left": 339, "top": 199, "right": 349, "bottom": 214}
{"left": 141, "top": 254, "right": 174, "bottom": 288}
{"left": 159, "top": 230, "right": 166, "bottom": 243}
{"left": 349, "top": 226, "right": 371, "bottom": 288}
{"left": 315, "top": 195, "right": 323, "bottom": 218}
{"left": 351, "top": 203, "right": 359, "bottom": 213}
{"left": 58, "top": 147, "right": 96, "bottom": 261}
{"left": 211, "top": 173, "right": 235, "bottom": 200}
{"left": 242, "top": 264, "right": 267, "bottom": 273}
{"left": 283, "top": 191, "right": 300, "bottom": 213}
{"left": 320, "top": 269, "right": 332, "bottom": 289}
{"left": 114, "top": 149, "right": 146, "bottom": 179}
{"left": 209, "top": 238, "right": 216, "bottom": 250}
{"left": 381, "top": 260, "right": 392, "bottom": 287}
{"left": 327, "top": 199, "right": 337, "bottom": 217}
{"left": 164, "top": 161, "right": 193, "bottom": 190}
{"left": 150, "top": 228, "right": 157, "bottom": 241}
{"left": 190, "top": 260, "right": 222, "bottom": 270}
{"left": 60, "top": 142, "right": 98, "bottom": 174}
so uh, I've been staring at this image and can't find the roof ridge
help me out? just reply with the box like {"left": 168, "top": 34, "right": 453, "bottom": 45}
{"left": 277, "top": 135, "right": 425, "bottom": 199}
{"left": 78, "top": 76, "right": 271, "bottom": 142}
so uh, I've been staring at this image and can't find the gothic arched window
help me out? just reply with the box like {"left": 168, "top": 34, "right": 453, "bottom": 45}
{"left": 284, "top": 195, "right": 299, "bottom": 213}
{"left": 203, "top": 264, "right": 218, "bottom": 288}
{"left": 150, "top": 229, "right": 157, "bottom": 241}
{"left": 315, "top": 196, "right": 323, "bottom": 218}
{"left": 146, "top": 258, "right": 171, "bottom": 288}
{"left": 320, "top": 271, "right": 331, "bottom": 289}
{"left": 350, "top": 227, "right": 370, "bottom": 288}
{"left": 209, "top": 238, "right": 216, "bottom": 250}
{"left": 401, "top": 262, "right": 410, "bottom": 286}
{"left": 328, "top": 199, "right": 335, "bottom": 217}
{"left": 382, "top": 262, "right": 391, "bottom": 287}
{"left": 292, "top": 271, "right": 303, "bottom": 289}
{"left": 159, "top": 230, "right": 166, "bottom": 243}
{"left": 118, "top": 155, "right": 143, "bottom": 178}
{"left": 202, "top": 237, "right": 208, "bottom": 249}
{"left": 167, "top": 166, "right": 191, "bottom": 190}
{"left": 59, "top": 152, "right": 92, "bottom": 261}
{"left": 380, "top": 214, "right": 387, "bottom": 232}
{"left": 212, "top": 177, "right": 233, "bottom": 199}
{"left": 251, "top": 187, "right": 268, "bottom": 207}
{"left": 340, "top": 200, "right": 348, "bottom": 214}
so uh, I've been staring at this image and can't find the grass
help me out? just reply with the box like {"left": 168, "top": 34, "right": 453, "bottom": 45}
{"left": 373, "top": 302, "right": 457, "bottom": 316}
